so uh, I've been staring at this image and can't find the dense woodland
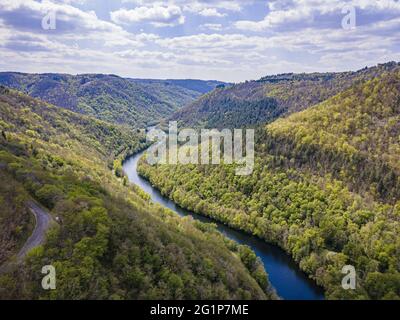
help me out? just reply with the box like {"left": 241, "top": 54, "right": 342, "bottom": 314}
{"left": 139, "top": 66, "right": 400, "bottom": 300}
{"left": 0, "top": 87, "right": 274, "bottom": 300}
{"left": 172, "top": 62, "right": 400, "bottom": 129}
{"left": 266, "top": 70, "right": 400, "bottom": 203}
{"left": 0, "top": 73, "right": 225, "bottom": 128}
{"left": 1, "top": 61, "right": 399, "bottom": 300}
{"left": 0, "top": 170, "right": 32, "bottom": 265}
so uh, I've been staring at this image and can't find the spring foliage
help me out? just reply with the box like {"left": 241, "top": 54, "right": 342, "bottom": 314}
{"left": 138, "top": 68, "right": 400, "bottom": 300}
{"left": 0, "top": 87, "right": 274, "bottom": 300}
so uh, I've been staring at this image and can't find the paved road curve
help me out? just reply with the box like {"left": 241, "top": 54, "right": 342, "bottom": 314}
{"left": 0, "top": 201, "right": 52, "bottom": 273}
{"left": 16, "top": 202, "right": 52, "bottom": 261}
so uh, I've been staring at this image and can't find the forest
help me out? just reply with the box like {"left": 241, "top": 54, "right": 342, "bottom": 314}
{"left": 138, "top": 68, "right": 400, "bottom": 300}
{"left": 265, "top": 70, "right": 400, "bottom": 203}
{"left": 0, "top": 86, "right": 275, "bottom": 300}
{"left": 172, "top": 62, "right": 400, "bottom": 129}
{"left": 0, "top": 73, "right": 225, "bottom": 128}
{"left": 1, "top": 61, "right": 399, "bottom": 301}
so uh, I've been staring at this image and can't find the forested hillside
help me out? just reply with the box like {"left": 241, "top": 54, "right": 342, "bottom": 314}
{"left": 130, "top": 79, "right": 228, "bottom": 94}
{"left": 0, "top": 86, "right": 274, "bottom": 300}
{"left": 0, "top": 170, "right": 33, "bottom": 265}
{"left": 172, "top": 62, "right": 400, "bottom": 129}
{"left": 0, "top": 73, "right": 224, "bottom": 128}
{"left": 138, "top": 68, "right": 400, "bottom": 299}
{"left": 266, "top": 69, "right": 400, "bottom": 203}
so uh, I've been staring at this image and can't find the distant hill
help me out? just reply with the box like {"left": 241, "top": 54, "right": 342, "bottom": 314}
{"left": 131, "top": 78, "right": 228, "bottom": 94}
{"left": 172, "top": 62, "right": 400, "bottom": 129}
{"left": 0, "top": 72, "right": 226, "bottom": 128}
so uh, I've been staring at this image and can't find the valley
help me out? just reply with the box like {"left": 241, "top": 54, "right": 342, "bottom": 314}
{"left": 123, "top": 149, "right": 324, "bottom": 300}
{"left": 1, "top": 0, "right": 399, "bottom": 307}
{"left": 137, "top": 63, "right": 400, "bottom": 300}
{"left": 0, "top": 72, "right": 226, "bottom": 128}
{"left": 0, "top": 62, "right": 399, "bottom": 301}
{"left": 0, "top": 86, "right": 273, "bottom": 300}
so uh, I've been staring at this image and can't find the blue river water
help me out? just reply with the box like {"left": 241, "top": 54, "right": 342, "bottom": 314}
{"left": 123, "top": 149, "right": 324, "bottom": 300}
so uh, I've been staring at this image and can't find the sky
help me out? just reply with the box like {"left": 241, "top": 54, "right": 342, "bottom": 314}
{"left": 0, "top": 0, "right": 399, "bottom": 82}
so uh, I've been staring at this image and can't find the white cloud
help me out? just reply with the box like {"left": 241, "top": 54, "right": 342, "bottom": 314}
{"left": 0, "top": 0, "right": 156, "bottom": 62}
{"left": 0, "top": 0, "right": 124, "bottom": 34}
{"left": 235, "top": 0, "right": 400, "bottom": 31}
{"left": 0, "top": 0, "right": 399, "bottom": 82}
{"left": 110, "top": 5, "right": 185, "bottom": 27}
{"left": 199, "top": 23, "right": 223, "bottom": 31}
{"left": 53, "top": 0, "right": 89, "bottom": 4}
{"left": 123, "top": 0, "right": 249, "bottom": 13}
{"left": 198, "top": 8, "right": 226, "bottom": 17}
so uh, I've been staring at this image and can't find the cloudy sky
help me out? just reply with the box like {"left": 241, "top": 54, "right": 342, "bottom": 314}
{"left": 0, "top": 0, "right": 399, "bottom": 82}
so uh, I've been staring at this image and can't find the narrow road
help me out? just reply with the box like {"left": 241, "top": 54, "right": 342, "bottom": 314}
{"left": 17, "top": 202, "right": 52, "bottom": 261}
{"left": 0, "top": 201, "right": 52, "bottom": 273}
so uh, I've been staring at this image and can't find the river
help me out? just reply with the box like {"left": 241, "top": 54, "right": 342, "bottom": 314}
{"left": 123, "top": 149, "right": 324, "bottom": 300}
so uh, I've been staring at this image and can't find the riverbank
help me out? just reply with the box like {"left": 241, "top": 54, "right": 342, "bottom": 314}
{"left": 123, "top": 149, "right": 324, "bottom": 300}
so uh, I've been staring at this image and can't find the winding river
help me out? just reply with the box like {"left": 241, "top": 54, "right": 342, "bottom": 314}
{"left": 123, "top": 149, "right": 324, "bottom": 300}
